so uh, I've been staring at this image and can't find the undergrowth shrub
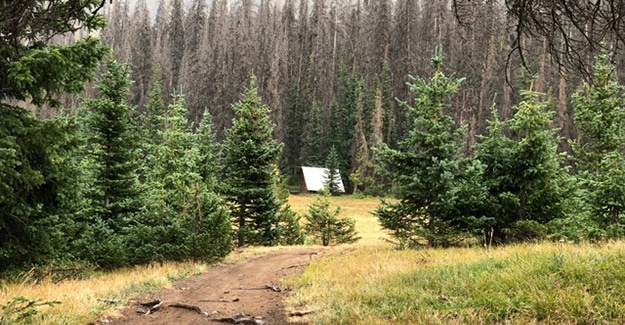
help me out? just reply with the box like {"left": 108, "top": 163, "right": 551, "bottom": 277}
{"left": 304, "top": 192, "right": 360, "bottom": 246}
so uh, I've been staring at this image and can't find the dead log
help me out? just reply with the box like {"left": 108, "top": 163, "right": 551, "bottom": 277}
{"left": 169, "top": 303, "right": 210, "bottom": 316}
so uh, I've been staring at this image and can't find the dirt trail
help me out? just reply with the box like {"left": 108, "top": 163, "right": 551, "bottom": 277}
{"left": 105, "top": 248, "right": 323, "bottom": 325}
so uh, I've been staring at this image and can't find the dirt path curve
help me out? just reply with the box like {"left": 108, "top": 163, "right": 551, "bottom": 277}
{"left": 107, "top": 248, "right": 323, "bottom": 325}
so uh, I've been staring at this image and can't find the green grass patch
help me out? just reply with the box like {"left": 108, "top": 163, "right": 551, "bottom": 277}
{"left": 286, "top": 241, "right": 625, "bottom": 324}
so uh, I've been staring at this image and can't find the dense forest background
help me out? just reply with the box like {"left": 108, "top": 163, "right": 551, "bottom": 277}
{"left": 44, "top": 0, "right": 614, "bottom": 193}
{"left": 5, "top": 0, "right": 625, "bottom": 272}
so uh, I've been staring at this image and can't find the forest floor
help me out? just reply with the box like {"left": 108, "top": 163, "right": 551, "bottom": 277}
{"left": 104, "top": 247, "right": 324, "bottom": 325}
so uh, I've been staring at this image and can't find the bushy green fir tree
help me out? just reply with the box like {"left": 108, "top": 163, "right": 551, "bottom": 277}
{"left": 134, "top": 94, "right": 231, "bottom": 263}
{"left": 572, "top": 53, "right": 625, "bottom": 238}
{"left": 79, "top": 60, "right": 144, "bottom": 268}
{"left": 375, "top": 50, "right": 483, "bottom": 247}
{"left": 83, "top": 60, "right": 144, "bottom": 225}
{"left": 304, "top": 191, "right": 359, "bottom": 246}
{"left": 0, "top": 108, "right": 84, "bottom": 270}
{"left": 138, "top": 65, "right": 167, "bottom": 171}
{"left": 223, "top": 76, "right": 284, "bottom": 247}
{"left": 279, "top": 84, "right": 305, "bottom": 184}
{"left": 0, "top": 0, "right": 107, "bottom": 270}
{"left": 475, "top": 91, "right": 570, "bottom": 243}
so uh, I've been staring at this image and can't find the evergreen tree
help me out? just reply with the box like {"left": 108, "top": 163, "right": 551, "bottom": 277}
{"left": 223, "top": 76, "right": 284, "bottom": 247}
{"left": 78, "top": 60, "right": 144, "bottom": 268}
{"left": 196, "top": 109, "right": 221, "bottom": 192}
{"left": 375, "top": 51, "right": 481, "bottom": 247}
{"left": 304, "top": 192, "right": 359, "bottom": 246}
{"left": 302, "top": 102, "right": 325, "bottom": 166}
{"left": 279, "top": 84, "right": 305, "bottom": 184}
{"left": 572, "top": 53, "right": 625, "bottom": 238}
{"left": 324, "top": 146, "right": 343, "bottom": 195}
{"left": 0, "top": 1, "right": 108, "bottom": 107}
{"left": 138, "top": 65, "right": 167, "bottom": 182}
{"left": 0, "top": 0, "right": 107, "bottom": 270}
{"left": 135, "top": 94, "right": 231, "bottom": 264}
{"left": 0, "top": 108, "right": 83, "bottom": 269}
{"left": 475, "top": 92, "right": 569, "bottom": 243}
{"left": 83, "top": 60, "right": 143, "bottom": 227}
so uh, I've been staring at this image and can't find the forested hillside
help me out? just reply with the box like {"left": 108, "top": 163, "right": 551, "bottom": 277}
{"left": 73, "top": 0, "right": 611, "bottom": 192}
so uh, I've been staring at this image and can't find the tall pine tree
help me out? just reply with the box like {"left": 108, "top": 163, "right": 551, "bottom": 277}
{"left": 83, "top": 60, "right": 143, "bottom": 227}
{"left": 223, "top": 76, "right": 283, "bottom": 247}
{"left": 572, "top": 53, "right": 625, "bottom": 238}
{"left": 375, "top": 51, "right": 480, "bottom": 247}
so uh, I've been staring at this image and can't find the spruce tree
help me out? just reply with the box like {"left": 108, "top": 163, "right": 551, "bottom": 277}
{"left": 572, "top": 53, "right": 625, "bottom": 238}
{"left": 374, "top": 51, "right": 479, "bottom": 247}
{"left": 475, "top": 91, "right": 569, "bottom": 242}
{"left": 0, "top": 0, "right": 107, "bottom": 270}
{"left": 304, "top": 192, "right": 359, "bottom": 246}
{"left": 196, "top": 109, "right": 221, "bottom": 192}
{"left": 302, "top": 102, "right": 325, "bottom": 166}
{"left": 223, "top": 76, "right": 283, "bottom": 247}
{"left": 135, "top": 94, "right": 231, "bottom": 263}
{"left": 0, "top": 108, "right": 83, "bottom": 269}
{"left": 83, "top": 60, "right": 143, "bottom": 227}
{"left": 280, "top": 84, "right": 305, "bottom": 184}
{"left": 80, "top": 60, "right": 144, "bottom": 268}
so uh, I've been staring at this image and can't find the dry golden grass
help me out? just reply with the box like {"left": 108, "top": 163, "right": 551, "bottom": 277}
{"left": 288, "top": 194, "right": 390, "bottom": 246}
{"left": 0, "top": 262, "right": 206, "bottom": 324}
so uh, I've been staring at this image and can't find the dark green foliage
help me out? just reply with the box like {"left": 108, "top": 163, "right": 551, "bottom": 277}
{"left": 196, "top": 109, "right": 221, "bottom": 192}
{"left": 136, "top": 94, "right": 232, "bottom": 263}
{"left": 223, "top": 76, "right": 284, "bottom": 247}
{"left": 280, "top": 84, "right": 305, "bottom": 184}
{"left": 375, "top": 51, "right": 482, "bottom": 247}
{"left": 324, "top": 146, "right": 343, "bottom": 195}
{"left": 474, "top": 90, "right": 570, "bottom": 243}
{"left": 1, "top": 0, "right": 108, "bottom": 107}
{"left": 0, "top": 106, "right": 83, "bottom": 270}
{"left": 277, "top": 204, "right": 306, "bottom": 245}
{"left": 82, "top": 60, "right": 143, "bottom": 226}
{"left": 141, "top": 65, "right": 167, "bottom": 147}
{"left": 302, "top": 103, "right": 325, "bottom": 166}
{"left": 304, "top": 193, "right": 359, "bottom": 246}
{"left": 328, "top": 55, "right": 360, "bottom": 191}
{"left": 572, "top": 53, "right": 625, "bottom": 238}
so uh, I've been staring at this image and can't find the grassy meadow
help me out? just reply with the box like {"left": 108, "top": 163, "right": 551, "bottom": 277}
{"left": 2, "top": 194, "right": 625, "bottom": 324}
{"left": 284, "top": 195, "right": 625, "bottom": 325}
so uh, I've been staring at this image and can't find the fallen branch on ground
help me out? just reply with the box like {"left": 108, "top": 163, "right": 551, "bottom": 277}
{"left": 169, "top": 303, "right": 210, "bottom": 316}
{"left": 234, "top": 285, "right": 281, "bottom": 292}
{"left": 211, "top": 312, "right": 266, "bottom": 324}
{"left": 136, "top": 299, "right": 163, "bottom": 314}
{"left": 289, "top": 310, "right": 316, "bottom": 317}
{"left": 199, "top": 298, "right": 240, "bottom": 302}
